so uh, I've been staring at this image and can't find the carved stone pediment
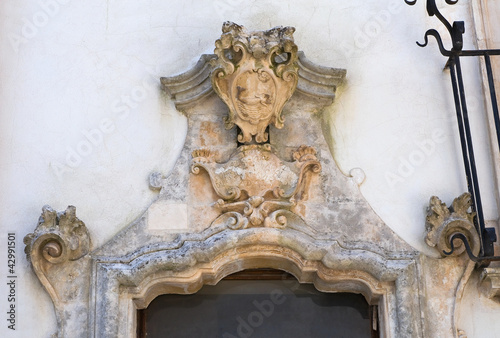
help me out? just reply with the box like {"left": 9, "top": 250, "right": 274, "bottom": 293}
{"left": 23, "top": 22, "right": 471, "bottom": 338}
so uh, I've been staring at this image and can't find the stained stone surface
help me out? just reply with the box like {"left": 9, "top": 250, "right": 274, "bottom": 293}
{"left": 23, "top": 22, "right": 479, "bottom": 338}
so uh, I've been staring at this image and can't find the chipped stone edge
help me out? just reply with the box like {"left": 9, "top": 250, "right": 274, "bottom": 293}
{"left": 480, "top": 267, "right": 500, "bottom": 299}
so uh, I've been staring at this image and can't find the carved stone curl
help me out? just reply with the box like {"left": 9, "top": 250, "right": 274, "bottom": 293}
{"left": 210, "top": 21, "right": 299, "bottom": 144}
{"left": 24, "top": 205, "right": 91, "bottom": 263}
{"left": 425, "top": 193, "right": 480, "bottom": 257}
{"left": 23, "top": 205, "right": 91, "bottom": 337}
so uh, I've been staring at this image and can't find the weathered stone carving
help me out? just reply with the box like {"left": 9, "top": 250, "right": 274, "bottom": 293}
{"left": 23, "top": 21, "right": 467, "bottom": 338}
{"left": 210, "top": 21, "right": 299, "bottom": 143}
{"left": 425, "top": 193, "right": 480, "bottom": 257}
{"left": 24, "top": 206, "right": 91, "bottom": 338}
{"left": 24, "top": 205, "right": 91, "bottom": 262}
{"left": 187, "top": 23, "right": 323, "bottom": 231}
{"left": 160, "top": 51, "right": 345, "bottom": 111}
{"left": 480, "top": 267, "right": 500, "bottom": 299}
{"left": 191, "top": 144, "right": 320, "bottom": 229}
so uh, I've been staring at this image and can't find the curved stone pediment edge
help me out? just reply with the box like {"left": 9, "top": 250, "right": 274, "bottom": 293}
{"left": 92, "top": 226, "right": 417, "bottom": 284}
{"left": 160, "top": 54, "right": 216, "bottom": 111}
{"left": 126, "top": 244, "right": 401, "bottom": 305}
{"left": 295, "top": 51, "right": 346, "bottom": 103}
{"left": 161, "top": 52, "right": 346, "bottom": 111}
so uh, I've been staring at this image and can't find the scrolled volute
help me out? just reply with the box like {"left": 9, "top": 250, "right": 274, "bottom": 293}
{"left": 24, "top": 205, "right": 91, "bottom": 265}
{"left": 425, "top": 193, "right": 479, "bottom": 257}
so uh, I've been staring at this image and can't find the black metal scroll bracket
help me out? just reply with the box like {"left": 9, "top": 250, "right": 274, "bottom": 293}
{"left": 405, "top": 0, "right": 500, "bottom": 265}
{"left": 444, "top": 232, "right": 500, "bottom": 264}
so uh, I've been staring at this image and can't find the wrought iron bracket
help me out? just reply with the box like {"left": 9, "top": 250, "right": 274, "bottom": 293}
{"left": 405, "top": 0, "right": 500, "bottom": 58}
{"left": 444, "top": 231, "right": 500, "bottom": 265}
{"left": 406, "top": 0, "right": 500, "bottom": 264}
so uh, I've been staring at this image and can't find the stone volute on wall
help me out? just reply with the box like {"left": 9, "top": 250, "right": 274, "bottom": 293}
{"left": 24, "top": 22, "right": 480, "bottom": 338}
{"left": 425, "top": 193, "right": 480, "bottom": 258}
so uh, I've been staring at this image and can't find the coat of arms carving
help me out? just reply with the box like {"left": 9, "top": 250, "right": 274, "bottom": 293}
{"left": 210, "top": 22, "right": 299, "bottom": 144}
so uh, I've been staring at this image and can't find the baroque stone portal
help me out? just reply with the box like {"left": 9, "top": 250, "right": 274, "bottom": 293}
{"left": 23, "top": 22, "right": 478, "bottom": 338}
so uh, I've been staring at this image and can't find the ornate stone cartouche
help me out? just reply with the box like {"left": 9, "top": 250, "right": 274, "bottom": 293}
{"left": 189, "top": 22, "right": 320, "bottom": 230}
{"left": 210, "top": 21, "right": 299, "bottom": 144}
{"left": 191, "top": 144, "right": 321, "bottom": 229}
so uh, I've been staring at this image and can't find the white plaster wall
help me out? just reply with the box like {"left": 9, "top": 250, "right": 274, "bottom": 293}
{"left": 459, "top": 270, "right": 500, "bottom": 338}
{"left": 0, "top": 0, "right": 498, "bottom": 336}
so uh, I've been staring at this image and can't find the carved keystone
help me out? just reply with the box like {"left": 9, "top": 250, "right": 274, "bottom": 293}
{"left": 425, "top": 193, "right": 480, "bottom": 257}
{"left": 24, "top": 206, "right": 91, "bottom": 338}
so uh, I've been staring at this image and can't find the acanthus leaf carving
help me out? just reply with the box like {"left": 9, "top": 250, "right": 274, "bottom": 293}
{"left": 24, "top": 205, "right": 91, "bottom": 263}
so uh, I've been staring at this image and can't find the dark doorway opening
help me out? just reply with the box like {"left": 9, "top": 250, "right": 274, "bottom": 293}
{"left": 137, "top": 269, "right": 379, "bottom": 338}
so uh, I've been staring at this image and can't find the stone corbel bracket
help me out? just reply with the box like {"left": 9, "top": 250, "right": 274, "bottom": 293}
{"left": 23, "top": 206, "right": 91, "bottom": 338}
{"left": 160, "top": 51, "right": 346, "bottom": 111}
{"left": 425, "top": 192, "right": 480, "bottom": 257}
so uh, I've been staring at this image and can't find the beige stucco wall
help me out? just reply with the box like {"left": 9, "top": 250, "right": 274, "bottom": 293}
{"left": 0, "top": 0, "right": 499, "bottom": 336}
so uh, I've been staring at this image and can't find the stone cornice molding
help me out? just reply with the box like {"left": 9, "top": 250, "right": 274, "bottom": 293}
{"left": 480, "top": 267, "right": 500, "bottom": 299}
{"left": 161, "top": 51, "right": 346, "bottom": 111}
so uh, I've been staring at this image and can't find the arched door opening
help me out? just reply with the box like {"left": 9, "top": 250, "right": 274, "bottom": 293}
{"left": 137, "top": 269, "right": 379, "bottom": 338}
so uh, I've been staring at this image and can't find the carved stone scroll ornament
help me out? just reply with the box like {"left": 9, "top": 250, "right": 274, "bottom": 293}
{"left": 210, "top": 21, "right": 299, "bottom": 143}
{"left": 425, "top": 193, "right": 480, "bottom": 257}
{"left": 422, "top": 193, "right": 482, "bottom": 336}
{"left": 187, "top": 22, "right": 321, "bottom": 231}
{"left": 192, "top": 144, "right": 320, "bottom": 229}
{"left": 23, "top": 206, "right": 91, "bottom": 337}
